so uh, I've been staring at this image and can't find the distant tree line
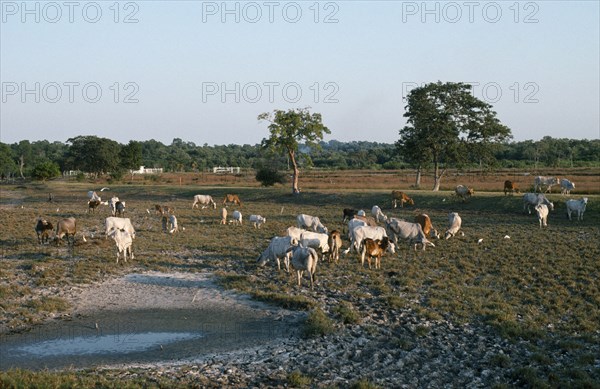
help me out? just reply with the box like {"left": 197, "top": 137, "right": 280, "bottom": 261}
{"left": 0, "top": 135, "right": 598, "bottom": 181}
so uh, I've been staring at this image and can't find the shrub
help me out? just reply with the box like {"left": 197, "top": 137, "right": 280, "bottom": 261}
{"left": 303, "top": 308, "right": 334, "bottom": 338}
{"left": 255, "top": 166, "right": 286, "bottom": 186}
{"left": 30, "top": 161, "right": 60, "bottom": 181}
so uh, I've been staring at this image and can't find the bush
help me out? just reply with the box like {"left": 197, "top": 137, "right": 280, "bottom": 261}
{"left": 303, "top": 308, "right": 334, "bottom": 337}
{"left": 30, "top": 161, "right": 60, "bottom": 181}
{"left": 255, "top": 166, "right": 286, "bottom": 186}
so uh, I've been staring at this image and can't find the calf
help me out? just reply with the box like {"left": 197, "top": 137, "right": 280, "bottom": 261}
{"left": 88, "top": 199, "right": 101, "bottom": 213}
{"left": 108, "top": 229, "right": 134, "bottom": 263}
{"left": 327, "top": 230, "right": 343, "bottom": 263}
{"left": 566, "top": 197, "right": 588, "bottom": 221}
{"left": 35, "top": 218, "right": 53, "bottom": 244}
{"left": 455, "top": 185, "right": 474, "bottom": 201}
{"left": 535, "top": 204, "right": 549, "bottom": 228}
{"left": 391, "top": 191, "right": 414, "bottom": 208}
{"left": 249, "top": 215, "right": 266, "bottom": 229}
{"left": 444, "top": 212, "right": 462, "bottom": 240}
{"left": 360, "top": 237, "right": 391, "bottom": 269}
{"left": 231, "top": 210, "right": 242, "bottom": 225}
{"left": 55, "top": 217, "right": 77, "bottom": 245}
{"left": 503, "top": 180, "right": 520, "bottom": 196}
{"left": 223, "top": 194, "right": 242, "bottom": 207}
{"left": 220, "top": 208, "right": 227, "bottom": 225}
{"left": 289, "top": 246, "right": 319, "bottom": 289}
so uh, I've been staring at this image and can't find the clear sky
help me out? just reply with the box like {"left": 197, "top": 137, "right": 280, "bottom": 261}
{"left": 1, "top": 0, "right": 599, "bottom": 146}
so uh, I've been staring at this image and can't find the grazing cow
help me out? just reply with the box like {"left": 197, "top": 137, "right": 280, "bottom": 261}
{"left": 327, "top": 230, "right": 343, "bottom": 263}
{"left": 523, "top": 193, "right": 554, "bottom": 214}
{"left": 535, "top": 204, "right": 549, "bottom": 228}
{"left": 192, "top": 195, "right": 217, "bottom": 209}
{"left": 220, "top": 208, "right": 227, "bottom": 225}
{"left": 345, "top": 225, "right": 395, "bottom": 257}
{"left": 560, "top": 179, "right": 575, "bottom": 196}
{"left": 115, "top": 201, "right": 126, "bottom": 217}
{"left": 298, "top": 231, "right": 330, "bottom": 258}
{"left": 55, "top": 217, "right": 77, "bottom": 245}
{"left": 371, "top": 205, "right": 387, "bottom": 223}
{"left": 534, "top": 176, "right": 560, "bottom": 193}
{"left": 108, "top": 229, "right": 134, "bottom": 263}
{"left": 342, "top": 208, "right": 357, "bottom": 222}
{"left": 455, "top": 185, "right": 474, "bottom": 201}
{"left": 168, "top": 215, "right": 179, "bottom": 234}
{"left": 444, "top": 212, "right": 462, "bottom": 240}
{"left": 87, "top": 199, "right": 101, "bottom": 213}
{"left": 35, "top": 218, "right": 53, "bottom": 244}
{"left": 257, "top": 236, "right": 298, "bottom": 272}
{"left": 231, "top": 210, "right": 242, "bottom": 225}
{"left": 391, "top": 191, "right": 414, "bottom": 208}
{"left": 566, "top": 197, "right": 588, "bottom": 221}
{"left": 105, "top": 217, "right": 136, "bottom": 239}
{"left": 289, "top": 246, "right": 319, "bottom": 289}
{"left": 296, "top": 214, "right": 328, "bottom": 234}
{"left": 385, "top": 218, "right": 435, "bottom": 250}
{"left": 249, "top": 215, "right": 266, "bottom": 229}
{"left": 109, "top": 197, "right": 120, "bottom": 216}
{"left": 360, "top": 237, "right": 391, "bottom": 269}
{"left": 414, "top": 214, "right": 439, "bottom": 239}
{"left": 504, "top": 180, "right": 520, "bottom": 196}
{"left": 223, "top": 194, "right": 242, "bottom": 207}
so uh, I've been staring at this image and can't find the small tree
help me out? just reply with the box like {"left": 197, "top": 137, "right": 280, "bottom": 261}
{"left": 255, "top": 166, "right": 286, "bottom": 186}
{"left": 258, "top": 108, "right": 330, "bottom": 195}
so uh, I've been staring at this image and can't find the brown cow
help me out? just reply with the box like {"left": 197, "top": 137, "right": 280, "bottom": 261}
{"left": 503, "top": 180, "right": 520, "bottom": 196}
{"left": 35, "top": 218, "right": 53, "bottom": 244}
{"left": 223, "top": 194, "right": 242, "bottom": 207}
{"left": 391, "top": 191, "right": 414, "bottom": 208}
{"left": 87, "top": 199, "right": 101, "bottom": 213}
{"left": 414, "top": 214, "right": 439, "bottom": 239}
{"left": 360, "top": 237, "right": 391, "bottom": 270}
{"left": 327, "top": 230, "right": 343, "bottom": 263}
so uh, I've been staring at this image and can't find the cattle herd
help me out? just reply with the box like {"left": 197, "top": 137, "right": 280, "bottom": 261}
{"left": 33, "top": 175, "right": 589, "bottom": 288}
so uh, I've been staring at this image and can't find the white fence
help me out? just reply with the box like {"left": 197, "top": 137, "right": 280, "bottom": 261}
{"left": 212, "top": 166, "right": 240, "bottom": 174}
{"left": 130, "top": 166, "right": 163, "bottom": 175}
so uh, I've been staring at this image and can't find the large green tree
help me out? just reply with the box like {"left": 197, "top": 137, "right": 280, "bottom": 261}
{"left": 0, "top": 143, "right": 17, "bottom": 178}
{"left": 66, "top": 136, "right": 121, "bottom": 177}
{"left": 397, "top": 81, "right": 512, "bottom": 191}
{"left": 258, "top": 108, "right": 330, "bottom": 194}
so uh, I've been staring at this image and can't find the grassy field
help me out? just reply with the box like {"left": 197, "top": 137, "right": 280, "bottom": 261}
{"left": 1, "top": 173, "right": 599, "bottom": 386}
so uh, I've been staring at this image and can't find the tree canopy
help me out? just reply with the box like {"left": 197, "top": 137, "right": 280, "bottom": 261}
{"left": 397, "top": 81, "right": 512, "bottom": 190}
{"left": 258, "top": 108, "right": 330, "bottom": 194}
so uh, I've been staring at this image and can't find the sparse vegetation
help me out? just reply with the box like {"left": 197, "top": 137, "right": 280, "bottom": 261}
{"left": 303, "top": 308, "right": 335, "bottom": 337}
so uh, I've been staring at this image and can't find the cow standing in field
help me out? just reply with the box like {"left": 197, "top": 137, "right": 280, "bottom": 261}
{"left": 391, "top": 191, "right": 414, "bottom": 208}
{"left": 35, "top": 218, "right": 53, "bottom": 244}
{"left": 504, "top": 180, "right": 520, "bottom": 196}
{"left": 220, "top": 208, "right": 227, "bottom": 225}
{"left": 115, "top": 201, "right": 126, "bottom": 217}
{"left": 523, "top": 193, "right": 554, "bottom": 214}
{"left": 385, "top": 218, "right": 435, "bottom": 250}
{"left": 105, "top": 217, "right": 136, "bottom": 239}
{"left": 88, "top": 199, "right": 101, "bottom": 213}
{"left": 297, "top": 214, "right": 328, "bottom": 234}
{"left": 223, "top": 194, "right": 242, "bottom": 207}
{"left": 55, "top": 217, "right": 77, "bottom": 245}
{"left": 192, "top": 195, "right": 216, "bottom": 209}
{"left": 560, "top": 179, "right": 575, "bottom": 196}
{"left": 249, "top": 215, "right": 266, "bottom": 229}
{"left": 566, "top": 197, "right": 588, "bottom": 221}
{"left": 534, "top": 176, "right": 560, "bottom": 193}
{"left": 328, "top": 230, "right": 343, "bottom": 263}
{"left": 455, "top": 185, "right": 474, "bottom": 201}
{"left": 108, "top": 229, "right": 134, "bottom": 263}
{"left": 444, "top": 212, "right": 462, "bottom": 240}
{"left": 257, "top": 236, "right": 298, "bottom": 272}
{"left": 535, "top": 204, "right": 549, "bottom": 228}
{"left": 414, "top": 214, "right": 439, "bottom": 240}
{"left": 360, "top": 237, "right": 391, "bottom": 269}
{"left": 289, "top": 246, "right": 319, "bottom": 289}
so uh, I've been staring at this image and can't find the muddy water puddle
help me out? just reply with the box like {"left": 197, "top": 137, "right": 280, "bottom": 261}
{"left": 0, "top": 272, "right": 300, "bottom": 370}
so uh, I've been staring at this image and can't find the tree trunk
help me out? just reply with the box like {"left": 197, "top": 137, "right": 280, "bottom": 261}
{"left": 289, "top": 150, "right": 300, "bottom": 195}
{"left": 414, "top": 165, "right": 422, "bottom": 188}
{"left": 19, "top": 155, "right": 25, "bottom": 179}
{"left": 432, "top": 161, "right": 445, "bottom": 191}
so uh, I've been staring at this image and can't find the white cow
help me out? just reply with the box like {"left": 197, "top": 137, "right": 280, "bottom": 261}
{"left": 560, "top": 179, "right": 575, "bottom": 195}
{"left": 105, "top": 217, "right": 136, "bottom": 239}
{"left": 347, "top": 218, "right": 367, "bottom": 240}
{"left": 385, "top": 218, "right": 435, "bottom": 250}
{"left": 109, "top": 196, "right": 120, "bottom": 216}
{"left": 108, "top": 229, "right": 134, "bottom": 263}
{"left": 298, "top": 231, "right": 330, "bottom": 257}
{"left": 296, "top": 214, "right": 328, "bottom": 234}
{"left": 444, "top": 212, "right": 462, "bottom": 240}
{"left": 455, "top": 185, "right": 474, "bottom": 201}
{"left": 566, "top": 197, "right": 588, "bottom": 221}
{"left": 286, "top": 226, "right": 307, "bottom": 242}
{"left": 257, "top": 236, "right": 298, "bottom": 272}
{"left": 535, "top": 204, "right": 549, "bottom": 228}
{"left": 192, "top": 194, "right": 217, "bottom": 209}
{"left": 534, "top": 176, "right": 560, "bottom": 193}
{"left": 168, "top": 215, "right": 179, "bottom": 234}
{"left": 523, "top": 193, "right": 554, "bottom": 214}
{"left": 345, "top": 225, "right": 395, "bottom": 257}
{"left": 289, "top": 246, "right": 319, "bottom": 289}
{"left": 232, "top": 210, "right": 242, "bottom": 225}
{"left": 249, "top": 215, "right": 266, "bottom": 229}
{"left": 371, "top": 205, "right": 387, "bottom": 223}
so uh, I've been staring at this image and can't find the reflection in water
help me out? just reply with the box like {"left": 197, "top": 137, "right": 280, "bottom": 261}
{"left": 13, "top": 332, "right": 203, "bottom": 356}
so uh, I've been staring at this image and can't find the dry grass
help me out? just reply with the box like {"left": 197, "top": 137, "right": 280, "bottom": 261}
{"left": 1, "top": 173, "right": 599, "bottom": 386}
